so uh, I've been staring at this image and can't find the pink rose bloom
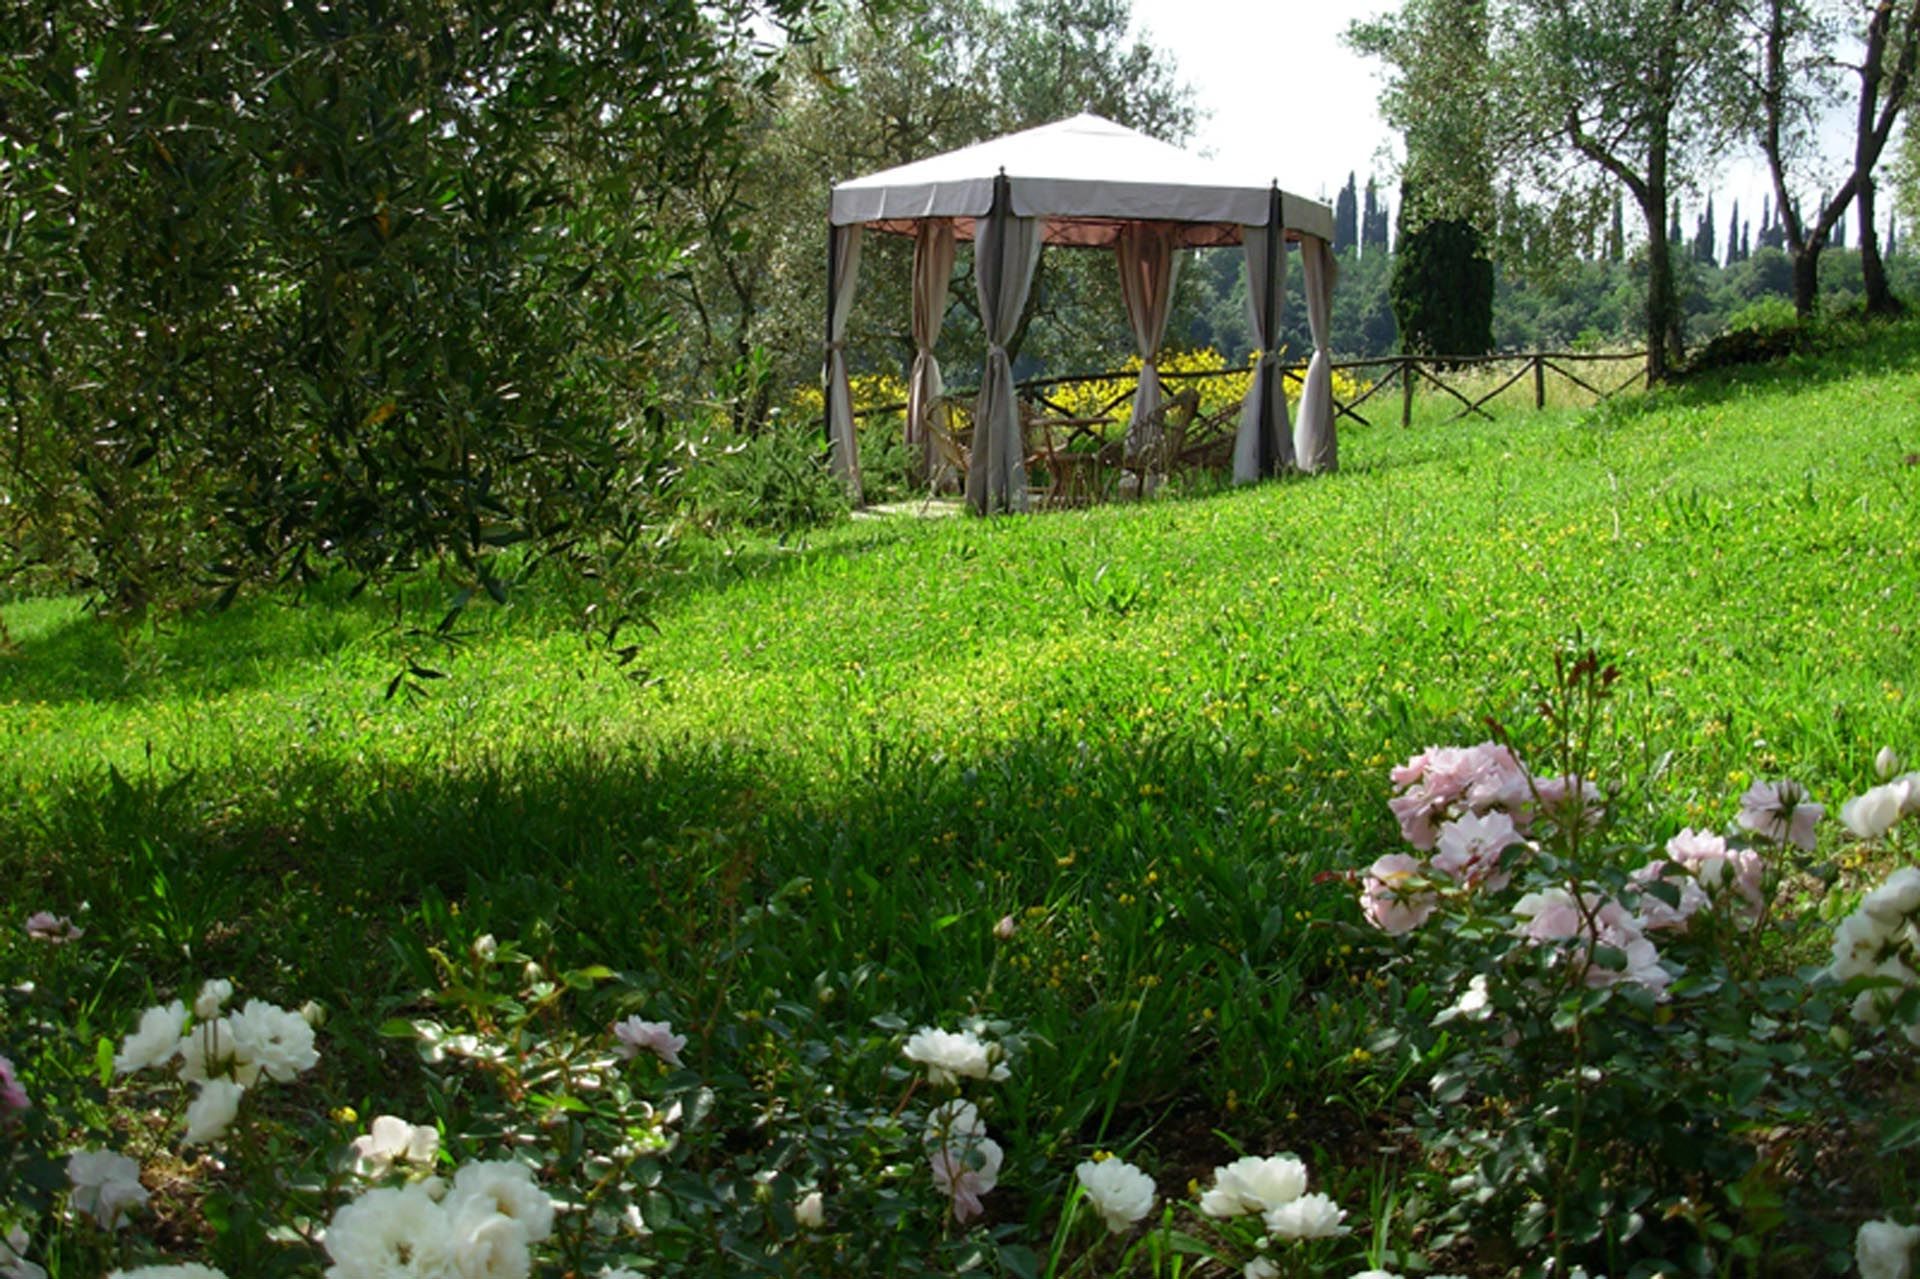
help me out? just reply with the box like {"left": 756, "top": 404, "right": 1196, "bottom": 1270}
{"left": 1513, "top": 888, "right": 1585, "bottom": 942}
{"left": 1431, "top": 811, "right": 1522, "bottom": 891}
{"left": 1461, "top": 743, "right": 1531, "bottom": 814}
{"left": 1387, "top": 790, "right": 1445, "bottom": 850}
{"left": 1628, "top": 861, "right": 1711, "bottom": 931}
{"left": 0, "top": 1055, "right": 27, "bottom": 1113}
{"left": 1665, "top": 829, "right": 1764, "bottom": 924}
{"left": 611, "top": 1017, "right": 686, "bottom": 1069}
{"left": 1531, "top": 775, "right": 1605, "bottom": 831}
{"left": 1736, "top": 779, "right": 1822, "bottom": 851}
{"left": 1665, "top": 827, "right": 1729, "bottom": 870}
{"left": 1389, "top": 750, "right": 1432, "bottom": 789}
{"left": 24, "top": 912, "right": 84, "bottom": 944}
{"left": 1417, "top": 745, "right": 1483, "bottom": 799}
{"left": 1390, "top": 743, "right": 1535, "bottom": 848}
{"left": 1513, "top": 890, "right": 1669, "bottom": 997}
{"left": 1587, "top": 935, "right": 1673, "bottom": 998}
{"left": 930, "top": 1137, "right": 1003, "bottom": 1223}
{"left": 1360, "top": 854, "right": 1437, "bottom": 934}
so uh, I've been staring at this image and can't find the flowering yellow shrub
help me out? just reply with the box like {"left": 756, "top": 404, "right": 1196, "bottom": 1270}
{"left": 1047, "top": 349, "right": 1369, "bottom": 427}
{"left": 788, "top": 350, "right": 1369, "bottom": 427}
{"left": 789, "top": 370, "right": 909, "bottom": 419}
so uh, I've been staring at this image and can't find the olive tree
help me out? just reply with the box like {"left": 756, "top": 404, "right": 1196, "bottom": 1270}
{"left": 0, "top": 0, "right": 827, "bottom": 614}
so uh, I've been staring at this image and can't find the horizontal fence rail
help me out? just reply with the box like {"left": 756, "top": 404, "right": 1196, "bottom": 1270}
{"left": 849, "top": 350, "right": 1649, "bottom": 429}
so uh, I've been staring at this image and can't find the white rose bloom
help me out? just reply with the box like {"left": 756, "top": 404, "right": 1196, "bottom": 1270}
{"left": 1349, "top": 1272, "right": 1404, "bottom": 1279}
{"left": 352, "top": 1116, "right": 441, "bottom": 1178}
{"left": 108, "top": 1268, "right": 230, "bottom": 1279}
{"left": 1831, "top": 911, "right": 1894, "bottom": 980}
{"left": 1878, "top": 747, "right": 1904, "bottom": 780}
{"left": 1432, "top": 974, "right": 1493, "bottom": 1026}
{"left": 1199, "top": 1154, "right": 1309, "bottom": 1218}
{"left": 228, "top": 1000, "right": 319, "bottom": 1082}
{"left": 445, "top": 1161, "right": 554, "bottom": 1244}
{"left": 448, "top": 1199, "right": 532, "bottom": 1279}
{"left": 323, "top": 1183, "right": 455, "bottom": 1279}
{"left": 1857, "top": 1219, "right": 1920, "bottom": 1279}
{"left": 177, "top": 1018, "right": 262, "bottom": 1087}
{"left": 1261, "top": 1191, "right": 1349, "bottom": 1239}
{"left": 66, "top": 1150, "right": 149, "bottom": 1229}
{"left": 902, "top": 1028, "right": 1008, "bottom": 1086}
{"left": 795, "top": 1190, "right": 825, "bottom": 1229}
{"left": 1074, "top": 1158, "right": 1156, "bottom": 1235}
{"left": 1863, "top": 867, "right": 1920, "bottom": 924}
{"left": 193, "top": 979, "right": 234, "bottom": 1020}
{"left": 1842, "top": 786, "right": 1909, "bottom": 841}
{"left": 183, "top": 1080, "right": 246, "bottom": 1146}
{"left": 923, "top": 1100, "right": 985, "bottom": 1149}
{"left": 115, "top": 1002, "right": 187, "bottom": 1075}
{"left": 1244, "top": 1261, "right": 1280, "bottom": 1279}
{"left": 2, "top": 1225, "right": 47, "bottom": 1279}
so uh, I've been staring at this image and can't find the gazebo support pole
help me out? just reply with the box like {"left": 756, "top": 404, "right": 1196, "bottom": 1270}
{"left": 1260, "top": 185, "right": 1281, "bottom": 478}
{"left": 823, "top": 218, "right": 839, "bottom": 453}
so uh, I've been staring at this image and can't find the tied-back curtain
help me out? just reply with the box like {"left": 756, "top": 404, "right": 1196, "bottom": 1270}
{"left": 906, "top": 221, "right": 957, "bottom": 483}
{"left": 825, "top": 223, "right": 865, "bottom": 501}
{"left": 967, "top": 190, "right": 1044, "bottom": 515}
{"left": 1234, "top": 206, "right": 1294, "bottom": 483}
{"left": 1116, "top": 222, "right": 1183, "bottom": 455}
{"left": 1295, "top": 235, "right": 1339, "bottom": 474}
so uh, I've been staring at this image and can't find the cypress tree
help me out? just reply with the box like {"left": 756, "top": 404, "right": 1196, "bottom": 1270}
{"left": 1607, "top": 193, "right": 1625, "bottom": 261}
{"left": 1392, "top": 186, "right": 1493, "bottom": 359}
{"left": 1668, "top": 199, "right": 1683, "bottom": 249}
{"left": 1741, "top": 221, "right": 1751, "bottom": 260}
{"left": 1725, "top": 200, "right": 1739, "bottom": 264}
{"left": 1334, "top": 173, "right": 1359, "bottom": 253}
{"left": 1696, "top": 194, "right": 1715, "bottom": 264}
{"left": 1362, "top": 178, "right": 1390, "bottom": 253}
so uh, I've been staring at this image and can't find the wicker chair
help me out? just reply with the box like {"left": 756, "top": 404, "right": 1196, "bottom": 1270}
{"left": 1112, "top": 389, "right": 1199, "bottom": 499}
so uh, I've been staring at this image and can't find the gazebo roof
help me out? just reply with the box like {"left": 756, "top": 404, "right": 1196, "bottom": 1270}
{"left": 829, "top": 113, "right": 1334, "bottom": 249}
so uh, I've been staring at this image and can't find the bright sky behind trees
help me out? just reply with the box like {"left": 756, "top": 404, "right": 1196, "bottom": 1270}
{"left": 1127, "top": 0, "right": 1842, "bottom": 240}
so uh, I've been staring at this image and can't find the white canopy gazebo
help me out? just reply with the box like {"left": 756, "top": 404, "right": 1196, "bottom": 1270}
{"left": 825, "top": 113, "right": 1339, "bottom": 514}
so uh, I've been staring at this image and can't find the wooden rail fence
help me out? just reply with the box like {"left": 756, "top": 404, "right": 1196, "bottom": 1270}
{"left": 850, "top": 350, "right": 1649, "bottom": 430}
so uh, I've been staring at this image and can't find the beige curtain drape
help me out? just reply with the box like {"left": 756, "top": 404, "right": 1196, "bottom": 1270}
{"left": 826, "top": 223, "right": 864, "bottom": 501}
{"left": 1295, "top": 236, "right": 1338, "bottom": 474}
{"left": 1234, "top": 199, "right": 1294, "bottom": 483}
{"left": 967, "top": 185, "right": 1044, "bottom": 514}
{"left": 906, "top": 221, "right": 957, "bottom": 484}
{"left": 1116, "top": 222, "right": 1183, "bottom": 455}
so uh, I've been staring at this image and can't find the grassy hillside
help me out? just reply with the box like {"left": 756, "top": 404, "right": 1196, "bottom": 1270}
{"left": 4, "top": 322, "right": 1919, "bottom": 1272}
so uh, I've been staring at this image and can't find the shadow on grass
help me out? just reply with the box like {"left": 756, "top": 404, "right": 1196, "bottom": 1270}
{"left": 1653, "top": 312, "right": 1920, "bottom": 415}
{"left": 0, "top": 697, "right": 1457, "bottom": 1160}
{"left": 0, "top": 520, "right": 942, "bottom": 708}
{"left": 0, "top": 589, "right": 408, "bottom": 707}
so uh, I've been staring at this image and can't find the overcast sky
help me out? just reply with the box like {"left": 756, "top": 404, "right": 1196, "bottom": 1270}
{"left": 1124, "top": 0, "right": 1870, "bottom": 238}
{"left": 1125, "top": 0, "right": 1402, "bottom": 202}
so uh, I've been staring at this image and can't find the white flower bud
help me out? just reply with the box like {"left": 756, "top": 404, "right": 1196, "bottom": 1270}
{"left": 1877, "top": 746, "right": 1903, "bottom": 780}
{"left": 795, "top": 1190, "right": 825, "bottom": 1229}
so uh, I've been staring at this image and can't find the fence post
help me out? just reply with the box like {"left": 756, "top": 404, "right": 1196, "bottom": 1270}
{"left": 1400, "top": 359, "right": 1414, "bottom": 429}
{"left": 1533, "top": 354, "right": 1545, "bottom": 410}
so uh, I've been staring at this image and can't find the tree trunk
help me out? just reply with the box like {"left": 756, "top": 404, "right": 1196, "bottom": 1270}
{"left": 1858, "top": 173, "right": 1902, "bottom": 314}
{"left": 1643, "top": 199, "right": 1674, "bottom": 384}
{"left": 1791, "top": 243, "right": 1821, "bottom": 317}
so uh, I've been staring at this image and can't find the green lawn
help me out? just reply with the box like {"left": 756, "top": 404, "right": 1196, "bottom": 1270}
{"left": 4, "top": 324, "right": 1919, "bottom": 1261}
